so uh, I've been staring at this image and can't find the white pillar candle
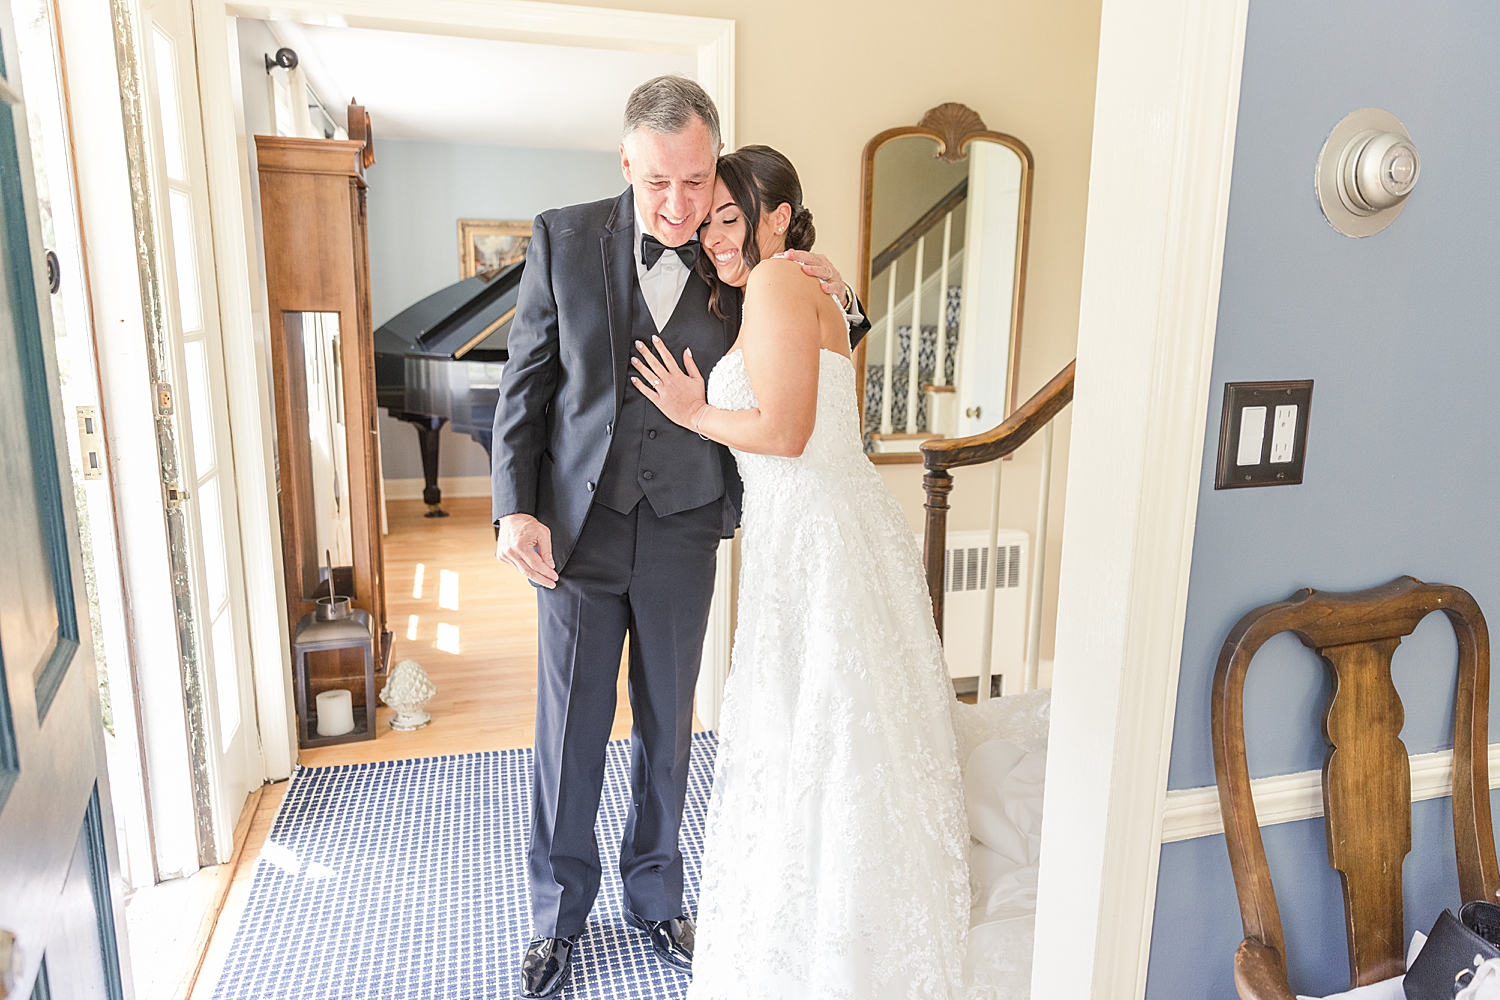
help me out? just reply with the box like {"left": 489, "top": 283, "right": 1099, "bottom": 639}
{"left": 316, "top": 688, "right": 355, "bottom": 737}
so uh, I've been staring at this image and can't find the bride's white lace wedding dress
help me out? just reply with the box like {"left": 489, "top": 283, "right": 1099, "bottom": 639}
{"left": 688, "top": 347, "right": 971, "bottom": 1000}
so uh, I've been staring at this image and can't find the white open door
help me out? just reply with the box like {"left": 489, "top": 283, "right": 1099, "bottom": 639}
{"left": 133, "top": 0, "right": 264, "bottom": 860}
{"left": 955, "top": 140, "right": 1023, "bottom": 435}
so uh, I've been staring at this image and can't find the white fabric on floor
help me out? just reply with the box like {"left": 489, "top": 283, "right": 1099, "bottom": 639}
{"left": 1299, "top": 976, "right": 1405, "bottom": 1000}
{"left": 951, "top": 693, "right": 1440, "bottom": 1000}
{"left": 952, "top": 689, "right": 1051, "bottom": 1000}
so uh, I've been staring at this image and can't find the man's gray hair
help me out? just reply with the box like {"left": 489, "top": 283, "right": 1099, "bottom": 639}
{"left": 622, "top": 75, "right": 721, "bottom": 148}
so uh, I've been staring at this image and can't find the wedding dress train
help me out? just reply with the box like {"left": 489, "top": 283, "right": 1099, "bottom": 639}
{"left": 687, "top": 348, "right": 971, "bottom": 1000}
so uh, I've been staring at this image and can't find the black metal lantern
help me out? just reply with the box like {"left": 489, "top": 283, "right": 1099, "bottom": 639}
{"left": 292, "top": 594, "right": 378, "bottom": 748}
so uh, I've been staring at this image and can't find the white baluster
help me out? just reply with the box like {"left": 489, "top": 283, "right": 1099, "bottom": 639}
{"left": 937, "top": 212, "right": 953, "bottom": 386}
{"left": 905, "top": 237, "right": 924, "bottom": 434}
{"left": 977, "top": 458, "right": 1002, "bottom": 702}
{"left": 880, "top": 268, "right": 896, "bottom": 435}
{"left": 1023, "top": 421, "right": 1055, "bottom": 691}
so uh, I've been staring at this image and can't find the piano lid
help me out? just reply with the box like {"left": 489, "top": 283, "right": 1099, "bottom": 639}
{"left": 373, "top": 259, "right": 524, "bottom": 364}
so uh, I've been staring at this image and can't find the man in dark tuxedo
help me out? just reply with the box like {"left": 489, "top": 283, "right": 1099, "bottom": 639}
{"left": 492, "top": 75, "right": 867, "bottom": 998}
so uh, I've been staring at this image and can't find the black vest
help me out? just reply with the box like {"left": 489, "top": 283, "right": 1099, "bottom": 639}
{"left": 595, "top": 273, "right": 726, "bottom": 517}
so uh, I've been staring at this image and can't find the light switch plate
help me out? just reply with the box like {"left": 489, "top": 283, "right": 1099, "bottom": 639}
{"left": 1214, "top": 380, "right": 1313, "bottom": 489}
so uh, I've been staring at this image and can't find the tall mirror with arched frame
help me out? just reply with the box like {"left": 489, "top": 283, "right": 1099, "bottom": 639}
{"left": 855, "top": 104, "right": 1034, "bottom": 462}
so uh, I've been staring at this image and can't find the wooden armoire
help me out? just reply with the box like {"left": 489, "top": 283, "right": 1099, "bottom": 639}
{"left": 256, "top": 105, "right": 390, "bottom": 716}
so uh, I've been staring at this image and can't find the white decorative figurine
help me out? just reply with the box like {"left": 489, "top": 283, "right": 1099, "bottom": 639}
{"left": 380, "top": 659, "right": 435, "bottom": 731}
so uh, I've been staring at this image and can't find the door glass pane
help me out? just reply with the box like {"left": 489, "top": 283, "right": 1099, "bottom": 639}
{"left": 149, "top": 29, "right": 185, "bottom": 183}
{"left": 167, "top": 189, "right": 201, "bottom": 332}
{"left": 210, "top": 609, "right": 238, "bottom": 749}
{"left": 182, "top": 339, "right": 214, "bottom": 474}
{"left": 195, "top": 476, "right": 228, "bottom": 612}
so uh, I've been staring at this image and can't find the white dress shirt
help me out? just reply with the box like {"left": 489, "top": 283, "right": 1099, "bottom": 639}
{"left": 633, "top": 203, "right": 697, "bottom": 332}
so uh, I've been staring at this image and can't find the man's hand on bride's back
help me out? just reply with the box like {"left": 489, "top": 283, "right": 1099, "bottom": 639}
{"left": 496, "top": 513, "right": 558, "bottom": 589}
{"left": 631, "top": 335, "right": 708, "bottom": 430}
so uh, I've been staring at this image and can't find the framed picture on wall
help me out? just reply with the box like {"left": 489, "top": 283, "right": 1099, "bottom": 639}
{"left": 458, "top": 219, "right": 533, "bottom": 279}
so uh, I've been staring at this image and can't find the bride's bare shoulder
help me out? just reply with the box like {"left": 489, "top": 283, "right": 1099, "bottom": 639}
{"left": 745, "top": 255, "right": 821, "bottom": 301}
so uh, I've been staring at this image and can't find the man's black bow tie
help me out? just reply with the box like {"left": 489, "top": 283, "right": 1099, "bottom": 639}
{"left": 641, "top": 233, "right": 698, "bottom": 269}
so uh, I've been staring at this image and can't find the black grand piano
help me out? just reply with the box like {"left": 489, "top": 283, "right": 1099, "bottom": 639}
{"left": 375, "top": 260, "right": 523, "bottom": 516}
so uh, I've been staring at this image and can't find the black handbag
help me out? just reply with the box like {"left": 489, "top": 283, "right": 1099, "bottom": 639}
{"left": 1404, "top": 902, "right": 1500, "bottom": 999}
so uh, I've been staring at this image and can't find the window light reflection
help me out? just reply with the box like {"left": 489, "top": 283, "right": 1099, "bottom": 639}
{"left": 439, "top": 569, "right": 459, "bottom": 610}
{"left": 412, "top": 562, "right": 425, "bottom": 599}
{"left": 436, "top": 622, "right": 460, "bottom": 654}
{"left": 261, "top": 841, "right": 300, "bottom": 874}
{"left": 406, "top": 614, "right": 418, "bottom": 640}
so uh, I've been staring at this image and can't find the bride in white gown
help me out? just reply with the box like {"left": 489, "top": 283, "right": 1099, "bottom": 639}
{"left": 630, "top": 145, "right": 970, "bottom": 999}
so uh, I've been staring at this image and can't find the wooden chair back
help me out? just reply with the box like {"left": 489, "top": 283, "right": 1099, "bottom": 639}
{"left": 1212, "top": 576, "right": 1498, "bottom": 999}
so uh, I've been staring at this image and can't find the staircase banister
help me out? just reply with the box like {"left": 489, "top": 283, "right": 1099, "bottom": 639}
{"left": 870, "top": 178, "right": 968, "bottom": 280}
{"left": 921, "top": 360, "right": 1075, "bottom": 472}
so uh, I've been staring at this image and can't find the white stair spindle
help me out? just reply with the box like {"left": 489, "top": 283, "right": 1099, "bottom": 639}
{"left": 977, "top": 458, "right": 1003, "bottom": 702}
{"left": 1023, "top": 421, "right": 1055, "bottom": 691}
{"left": 880, "top": 269, "right": 896, "bottom": 435}
{"left": 937, "top": 212, "right": 953, "bottom": 386}
{"left": 905, "top": 237, "right": 924, "bottom": 434}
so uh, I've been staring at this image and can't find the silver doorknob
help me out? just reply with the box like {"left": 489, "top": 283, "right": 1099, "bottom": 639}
{"left": 0, "top": 929, "right": 21, "bottom": 1000}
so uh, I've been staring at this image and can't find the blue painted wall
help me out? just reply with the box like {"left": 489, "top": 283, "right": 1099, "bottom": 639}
{"left": 366, "top": 139, "right": 622, "bottom": 480}
{"left": 1146, "top": 2, "right": 1500, "bottom": 997}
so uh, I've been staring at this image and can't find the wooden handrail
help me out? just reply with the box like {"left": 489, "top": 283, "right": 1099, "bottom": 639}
{"left": 920, "top": 359, "right": 1074, "bottom": 640}
{"left": 870, "top": 179, "right": 968, "bottom": 280}
{"left": 922, "top": 360, "right": 1073, "bottom": 472}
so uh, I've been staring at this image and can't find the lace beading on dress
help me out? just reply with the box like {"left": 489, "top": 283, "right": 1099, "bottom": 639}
{"left": 688, "top": 350, "right": 971, "bottom": 1000}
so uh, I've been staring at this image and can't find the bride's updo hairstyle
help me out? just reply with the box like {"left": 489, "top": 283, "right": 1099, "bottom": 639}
{"left": 702, "top": 144, "right": 815, "bottom": 317}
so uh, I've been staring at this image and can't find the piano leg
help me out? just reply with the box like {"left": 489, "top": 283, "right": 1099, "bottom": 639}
{"left": 398, "top": 414, "right": 450, "bottom": 517}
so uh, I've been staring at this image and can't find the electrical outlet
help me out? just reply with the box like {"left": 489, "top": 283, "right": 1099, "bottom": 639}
{"left": 1215, "top": 381, "right": 1313, "bottom": 489}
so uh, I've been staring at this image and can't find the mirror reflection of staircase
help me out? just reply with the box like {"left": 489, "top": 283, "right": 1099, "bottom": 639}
{"left": 865, "top": 286, "right": 962, "bottom": 453}
{"left": 860, "top": 107, "right": 1033, "bottom": 460}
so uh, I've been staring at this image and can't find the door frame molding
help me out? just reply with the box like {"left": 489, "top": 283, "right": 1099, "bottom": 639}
{"left": 188, "top": 0, "right": 736, "bottom": 768}
{"left": 1030, "top": 0, "right": 1250, "bottom": 997}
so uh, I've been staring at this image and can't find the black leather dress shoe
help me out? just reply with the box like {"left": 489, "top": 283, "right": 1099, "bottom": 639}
{"left": 623, "top": 910, "right": 694, "bottom": 971}
{"left": 520, "top": 935, "right": 577, "bottom": 998}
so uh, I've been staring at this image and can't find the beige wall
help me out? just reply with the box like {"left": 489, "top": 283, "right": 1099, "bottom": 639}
{"left": 567, "top": 0, "right": 1099, "bottom": 664}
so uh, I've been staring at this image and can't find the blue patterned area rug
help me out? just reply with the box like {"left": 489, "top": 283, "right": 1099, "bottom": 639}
{"left": 211, "top": 733, "right": 717, "bottom": 1000}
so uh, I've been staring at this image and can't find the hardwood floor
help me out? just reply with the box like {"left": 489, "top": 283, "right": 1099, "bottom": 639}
{"left": 303, "top": 496, "right": 637, "bottom": 767}
{"left": 189, "top": 782, "right": 286, "bottom": 1000}
{"left": 191, "top": 497, "right": 646, "bottom": 997}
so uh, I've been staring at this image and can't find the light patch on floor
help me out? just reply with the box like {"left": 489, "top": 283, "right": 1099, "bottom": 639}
{"left": 438, "top": 568, "right": 459, "bottom": 610}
